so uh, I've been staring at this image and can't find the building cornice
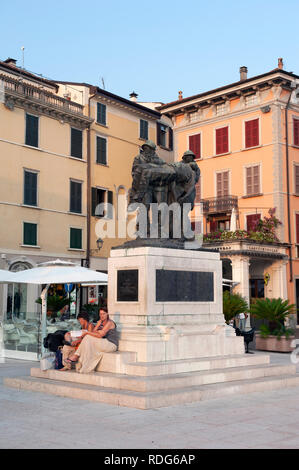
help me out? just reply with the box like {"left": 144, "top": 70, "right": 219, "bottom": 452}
{"left": 159, "top": 70, "right": 297, "bottom": 115}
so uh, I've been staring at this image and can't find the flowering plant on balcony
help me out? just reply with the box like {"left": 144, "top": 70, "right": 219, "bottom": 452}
{"left": 204, "top": 208, "right": 282, "bottom": 243}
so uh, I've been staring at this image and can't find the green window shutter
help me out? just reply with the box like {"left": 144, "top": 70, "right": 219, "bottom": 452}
{"left": 24, "top": 171, "right": 37, "bottom": 206}
{"left": 97, "top": 103, "right": 106, "bottom": 125}
{"left": 71, "top": 128, "right": 83, "bottom": 158}
{"left": 23, "top": 222, "right": 37, "bottom": 246}
{"left": 70, "top": 181, "right": 82, "bottom": 213}
{"left": 96, "top": 136, "right": 107, "bottom": 165}
{"left": 25, "top": 114, "right": 38, "bottom": 147}
{"left": 107, "top": 190, "right": 113, "bottom": 219}
{"left": 140, "top": 119, "right": 148, "bottom": 139}
{"left": 70, "top": 228, "right": 82, "bottom": 249}
{"left": 168, "top": 127, "right": 173, "bottom": 150}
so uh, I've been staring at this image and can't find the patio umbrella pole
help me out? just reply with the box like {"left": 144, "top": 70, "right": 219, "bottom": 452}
{"left": 40, "top": 284, "right": 50, "bottom": 357}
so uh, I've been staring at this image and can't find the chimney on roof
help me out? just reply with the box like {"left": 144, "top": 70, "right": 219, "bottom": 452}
{"left": 4, "top": 58, "right": 17, "bottom": 66}
{"left": 239, "top": 66, "right": 248, "bottom": 81}
{"left": 129, "top": 91, "right": 138, "bottom": 102}
{"left": 278, "top": 58, "right": 283, "bottom": 70}
{"left": 178, "top": 90, "right": 183, "bottom": 100}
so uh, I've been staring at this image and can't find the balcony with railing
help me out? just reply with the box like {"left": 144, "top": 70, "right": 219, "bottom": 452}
{"left": 0, "top": 73, "right": 92, "bottom": 126}
{"left": 202, "top": 195, "right": 238, "bottom": 215}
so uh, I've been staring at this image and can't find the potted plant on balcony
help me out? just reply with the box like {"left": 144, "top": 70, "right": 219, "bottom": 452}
{"left": 250, "top": 298, "right": 295, "bottom": 352}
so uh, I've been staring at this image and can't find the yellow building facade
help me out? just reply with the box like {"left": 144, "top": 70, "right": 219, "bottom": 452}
{"left": 160, "top": 60, "right": 299, "bottom": 326}
{"left": 0, "top": 58, "right": 92, "bottom": 357}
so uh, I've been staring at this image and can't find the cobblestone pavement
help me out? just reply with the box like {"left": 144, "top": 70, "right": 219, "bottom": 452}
{"left": 1, "top": 351, "right": 299, "bottom": 449}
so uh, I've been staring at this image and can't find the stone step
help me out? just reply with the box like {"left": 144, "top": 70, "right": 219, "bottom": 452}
{"left": 122, "top": 353, "right": 270, "bottom": 376}
{"left": 5, "top": 373, "right": 299, "bottom": 409}
{"left": 30, "top": 363, "right": 296, "bottom": 392}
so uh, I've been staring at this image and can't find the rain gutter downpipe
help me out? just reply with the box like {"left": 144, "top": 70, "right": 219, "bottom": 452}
{"left": 285, "top": 83, "right": 297, "bottom": 282}
{"left": 86, "top": 92, "right": 97, "bottom": 268}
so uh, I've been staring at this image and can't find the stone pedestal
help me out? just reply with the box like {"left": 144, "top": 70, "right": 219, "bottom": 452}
{"left": 108, "top": 246, "right": 244, "bottom": 362}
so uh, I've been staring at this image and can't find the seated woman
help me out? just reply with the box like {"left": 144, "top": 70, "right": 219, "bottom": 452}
{"left": 60, "top": 312, "right": 94, "bottom": 371}
{"left": 67, "top": 308, "right": 118, "bottom": 374}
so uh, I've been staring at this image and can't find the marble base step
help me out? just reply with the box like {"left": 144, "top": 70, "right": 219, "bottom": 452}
{"left": 29, "top": 363, "right": 295, "bottom": 392}
{"left": 5, "top": 373, "right": 299, "bottom": 409}
{"left": 121, "top": 353, "right": 270, "bottom": 376}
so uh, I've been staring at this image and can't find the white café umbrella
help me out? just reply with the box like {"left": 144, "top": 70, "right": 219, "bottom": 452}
{"left": 0, "top": 269, "right": 17, "bottom": 283}
{"left": 11, "top": 259, "right": 108, "bottom": 355}
{"left": 230, "top": 207, "right": 237, "bottom": 232}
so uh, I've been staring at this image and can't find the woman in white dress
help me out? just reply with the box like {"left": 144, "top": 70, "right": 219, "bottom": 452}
{"left": 67, "top": 308, "right": 118, "bottom": 374}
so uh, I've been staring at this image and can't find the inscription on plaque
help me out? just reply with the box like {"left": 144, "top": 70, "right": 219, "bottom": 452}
{"left": 156, "top": 270, "right": 214, "bottom": 302}
{"left": 117, "top": 269, "right": 138, "bottom": 302}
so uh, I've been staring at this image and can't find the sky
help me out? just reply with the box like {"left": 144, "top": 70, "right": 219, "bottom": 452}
{"left": 2, "top": 0, "right": 299, "bottom": 104}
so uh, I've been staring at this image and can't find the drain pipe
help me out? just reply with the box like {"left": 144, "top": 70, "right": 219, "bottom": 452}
{"left": 285, "top": 83, "right": 297, "bottom": 283}
{"left": 86, "top": 91, "right": 97, "bottom": 268}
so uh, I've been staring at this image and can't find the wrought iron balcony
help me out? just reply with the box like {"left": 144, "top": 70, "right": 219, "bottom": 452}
{"left": 202, "top": 195, "right": 238, "bottom": 215}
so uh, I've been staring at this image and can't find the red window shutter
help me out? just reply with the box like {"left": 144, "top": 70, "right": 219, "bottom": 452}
{"left": 295, "top": 166, "right": 299, "bottom": 195}
{"left": 245, "top": 119, "right": 259, "bottom": 148}
{"left": 216, "top": 127, "right": 228, "bottom": 155}
{"left": 189, "top": 134, "right": 201, "bottom": 159}
{"left": 294, "top": 119, "right": 299, "bottom": 147}
{"left": 296, "top": 214, "right": 299, "bottom": 244}
{"left": 247, "top": 213, "right": 261, "bottom": 231}
{"left": 210, "top": 220, "right": 217, "bottom": 232}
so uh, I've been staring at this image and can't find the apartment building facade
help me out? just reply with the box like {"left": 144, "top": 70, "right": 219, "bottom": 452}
{"left": 160, "top": 60, "right": 299, "bottom": 325}
{"left": 56, "top": 82, "right": 173, "bottom": 273}
{"left": 0, "top": 58, "right": 92, "bottom": 357}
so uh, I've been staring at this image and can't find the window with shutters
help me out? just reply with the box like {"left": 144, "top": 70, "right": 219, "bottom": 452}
{"left": 96, "top": 136, "right": 107, "bottom": 165}
{"left": 140, "top": 119, "right": 148, "bottom": 140}
{"left": 24, "top": 170, "right": 38, "bottom": 206}
{"left": 215, "top": 126, "right": 229, "bottom": 155}
{"left": 295, "top": 165, "right": 299, "bottom": 195}
{"left": 246, "top": 213, "right": 261, "bottom": 232}
{"left": 70, "top": 227, "right": 82, "bottom": 250}
{"left": 245, "top": 118, "right": 259, "bottom": 149}
{"left": 245, "top": 165, "right": 261, "bottom": 196}
{"left": 216, "top": 171, "right": 229, "bottom": 197}
{"left": 23, "top": 222, "right": 37, "bottom": 246}
{"left": 70, "top": 180, "right": 82, "bottom": 214}
{"left": 91, "top": 187, "right": 113, "bottom": 219}
{"left": 294, "top": 118, "right": 299, "bottom": 147}
{"left": 70, "top": 127, "right": 83, "bottom": 159}
{"left": 296, "top": 213, "right": 299, "bottom": 257}
{"left": 97, "top": 103, "right": 106, "bottom": 125}
{"left": 189, "top": 134, "right": 201, "bottom": 160}
{"left": 71, "top": 127, "right": 83, "bottom": 158}
{"left": 25, "top": 113, "right": 39, "bottom": 148}
{"left": 195, "top": 177, "right": 201, "bottom": 203}
{"left": 157, "top": 123, "right": 167, "bottom": 147}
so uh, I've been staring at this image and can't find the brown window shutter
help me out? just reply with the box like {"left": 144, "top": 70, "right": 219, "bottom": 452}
{"left": 216, "top": 172, "right": 222, "bottom": 197}
{"left": 246, "top": 167, "right": 253, "bottom": 195}
{"left": 195, "top": 177, "right": 201, "bottom": 203}
{"left": 253, "top": 165, "right": 260, "bottom": 194}
{"left": 223, "top": 171, "right": 229, "bottom": 196}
